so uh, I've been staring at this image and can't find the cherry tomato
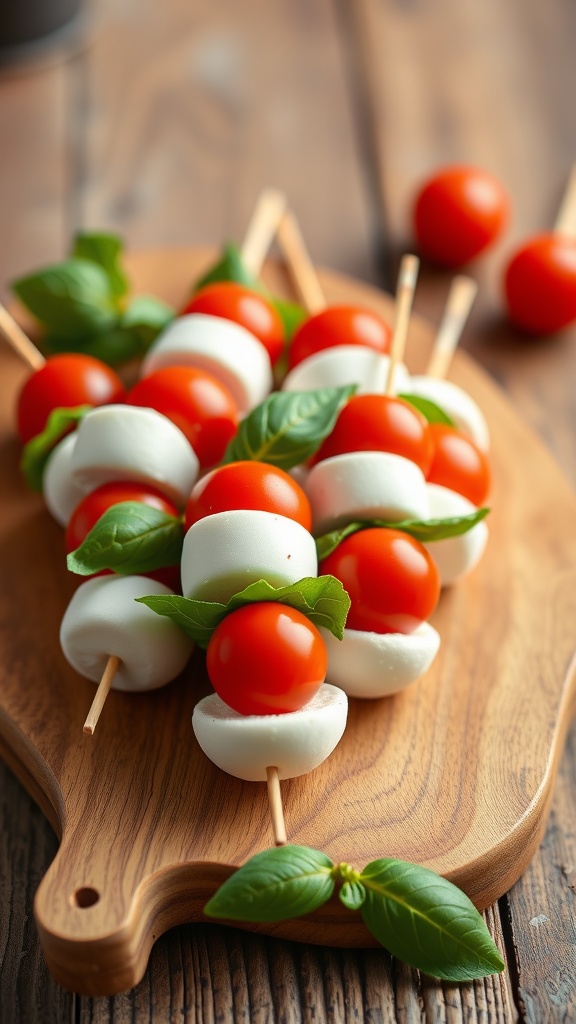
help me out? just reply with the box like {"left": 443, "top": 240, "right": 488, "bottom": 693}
{"left": 288, "top": 305, "right": 391, "bottom": 370}
{"left": 427, "top": 423, "right": 490, "bottom": 506}
{"left": 320, "top": 528, "right": 440, "bottom": 635}
{"left": 504, "top": 233, "right": 576, "bottom": 334}
{"left": 206, "top": 602, "right": 327, "bottom": 714}
{"left": 126, "top": 366, "right": 238, "bottom": 469}
{"left": 16, "top": 353, "right": 126, "bottom": 444}
{"left": 312, "top": 394, "right": 433, "bottom": 475}
{"left": 183, "top": 282, "right": 285, "bottom": 366}
{"left": 185, "top": 461, "right": 312, "bottom": 532}
{"left": 413, "top": 166, "right": 509, "bottom": 268}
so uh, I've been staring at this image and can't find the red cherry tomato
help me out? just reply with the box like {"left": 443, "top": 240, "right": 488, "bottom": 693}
{"left": 185, "top": 461, "right": 312, "bottom": 532}
{"left": 183, "top": 282, "right": 285, "bottom": 366}
{"left": 320, "top": 528, "right": 440, "bottom": 635}
{"left": 427, "top": 423, "right": 490, "bottom": 506}
{"left": 414, "top": 166, "right": 509, "bottom": 268}
{"left": 206, "top": 602, "right": 327, "bottom": 714}
{"left": 312, "top": 394, "right": 433, "bottom": 475}
{"left": 504, "top": 233, "right": 576, "bottom": 334}
{"left": 288, "top": 305, "right": 391, "bottom": 370}
{"left": 16, "top": 353, "right": 126, "bottom": 444}
{"left": 126, "top": 366, "right": 238, "bottom": 469}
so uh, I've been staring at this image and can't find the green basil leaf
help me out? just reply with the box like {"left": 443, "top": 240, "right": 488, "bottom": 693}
{"left": 120, "top": 295, "right": 174, "bottom": 351}
{"left": 43, "top": 326, "right": 139, "bottom": 365}
{"left": 135, "top": 592, "right": 226, "bottom": 648}
{"left": 21, "top": 405, "right": 90, "bottom": 492}
{"left": 272, "top": 297, "right": 307, "bottom": 342}
{"left": 398, "top": 393, "right": 456, "bottom": 426}
{"left": 316, "top": 509, "right": 490, "bottom": 560}
{"left": 360, "top": 859, "right": 505, "bottom": 981}
{"left": 12, "top": 259, "right": 119, "bottom": 338}
{"left": 67, "top": 502, "right": 184, "bottom": 576}
{"left": 71, "top": 232, "right": 129, "bottom": 299}
{"left": 223, "top": 386, "right": 356, "bottom": 470}
{"left": 194, "top": 242, "right": 260, "bottom": 293}
{"left": 339, "top": 880, "right": 366, "bottom": 910}
{"left": 204, "top": 846, "right": 334, "bottom": 922}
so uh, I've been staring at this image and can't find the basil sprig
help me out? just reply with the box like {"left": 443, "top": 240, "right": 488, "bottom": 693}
{"left": 21, "top": 404, "right": 90, "bottom": 492}
{"left": 316, "top": 509, "right": 490, "bottom": 561}
{"left": 204, "top": 846, "right": 505, "bottom": 982}
{"left": 67, "top": 501, "right": 185, "bottom": 576}
{"left": 223, "top": 386, "right": 355, "bottom": 469}
{"left": 398, "top": 393, "right": 456, "bottom": 426}
{"left": 137, "top": 575, "right": 350, "bottom": 648}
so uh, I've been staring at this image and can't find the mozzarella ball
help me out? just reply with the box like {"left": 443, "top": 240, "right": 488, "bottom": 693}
{"left": 192, "top": 683, "right": 348, "bottom": 781}
{"left": 305, "top": 452, "right": 430, "bottom": 535}
{"left": 141, "top": 313, "right": 273, "bottom": 414}
{"left": 424, "top": 483, "right": 489, "bottom": 586}
{"left": 281, "top": 345, "right": 411, "bottom": 395}
{"left": 320, "top": 623, "right": 440, "bottom": 699}
{"left": 408, "top": 376, "right": 489, "bottom": 452}
{"left": 181, "top": 509, "right": 318, "bottom": 602}
{"left": 71, "top": 405, "right": 199, "bottom": 508}
{"left": 43, "top": 433, "right": 89, "bottom": 527}
{"left": 60, "top": 575, "right": 194, "bottom": 692}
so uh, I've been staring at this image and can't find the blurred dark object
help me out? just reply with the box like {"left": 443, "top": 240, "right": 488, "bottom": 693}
{"left": 0, "top": 0, "right": 82, "bottom": 56}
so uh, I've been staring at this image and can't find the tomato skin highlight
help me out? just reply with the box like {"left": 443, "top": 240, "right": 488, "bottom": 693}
{"left": 504, "top": 233, "right": 576, "bottom": 334}
{"left": 16, "top": 353, "right": 126, "bottom": 444}
{"left": 288, "top": 305, "right": 391, "bottom": 370}
{"left": 126, "top": 366, "right": 238, "bottom": 469}
{"left": 320, "top": 528, "right": 440, "bottom": 635}
{"left": 312, "top": 394, "right": 434, "bottom": 474}
{"left": 185, "top": 461, "right": 312, "bottom": 532}
{"left": 183, "top": 282, "right": 285, "bottom": 366}
{"left": 427, "top": 423, "right": 491, "bottom": 506}
{"left": 413, "top": 165, "right": 509, "bottom": 268}
{"left": 206, "top": 603, "right": 327, "bottom": 715}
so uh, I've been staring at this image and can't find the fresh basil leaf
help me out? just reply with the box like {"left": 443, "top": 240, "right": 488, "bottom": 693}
{"left": 316, "top": 509, "right": 490, "bottom": 560}
{"left": 67, "top": 502, "right": 184, "bottom": 576}
{"left": 120, "top": 295, "right": 174, "bottom": 351}
{"left": 43, "top": 326, "right": 140, "bottom": 365}
{"left": 223, "top": 386, "right": 356, "bottom": 470}
{"left": 194, "top": 242, "right": 260, "bottom": 293}
{"left": 272, "top": 297, "right": 307, "bottom": 342}
{"left": 360, "top": 859, "right": 505, "bottom": 981}
{"left": 339, "top": 879, "right": 366, "bottom": 910}
{"left": 398, "top": 393, "right": 456, "bottom": 426}
{"left": 12, "top": 259, "right": 119, "bottom": 338}
{"left": 135, "top": 592, "right": 225, "bottom": 648}
{"left": 21, "top": 405, "right": 90, "bottom": 492}
{"left": 204, "top": 846, "right": 334, "bottom": 923}
{"left": 72, "top": 232, "right": 129, "bottom": 299}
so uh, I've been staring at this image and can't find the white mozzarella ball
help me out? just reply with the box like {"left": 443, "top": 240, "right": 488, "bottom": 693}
{"left": 305, "top": 452, "right": 430, "bottom": 535}
{"left": 320, "top": 623, "right": 440, "bottom": 699}
{"left": 141, "top": 313, "right": 273, "bottom": 414}
{"left": 71, "top": 405, "right": 199, "bottom": 508}
{"left": 424, "top": 483, "right": 489, "bottom": 586}
{"left": 43, "top": 433, "right": 89, "bottom": 527}
{"left": 60, "top": 575, "right": 194, "bottom": 692}
{"left": 181, "top": 509, "right": 317, "bottom": 602}
{"left": 281, "top": 345, "right": 411, "bottom": 395}
{"left": 192, "top": 684, "right": 348, "bottom": 781}
{"left": 408, "top": 376, "right": 490, "bottom": 452}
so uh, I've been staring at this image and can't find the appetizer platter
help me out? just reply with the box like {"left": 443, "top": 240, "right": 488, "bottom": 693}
{"left": 1, "top": 204, "right": 576, "bottom": 996}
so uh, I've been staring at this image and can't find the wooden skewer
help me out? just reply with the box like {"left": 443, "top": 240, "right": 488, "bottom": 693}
{"left": 426, "top": 275, "right": 478, "bottom": 379}
{"left": 83, "top": 655, "right": 120, "bottom": 736}
{"left": 239, "top": 188, "right": 288, "bottom": 276}
{"left": 553, "top": 164, "right": 576, "bottom": 240}
{"left": 385, "top": 254, "right": 419, "bottom": 396}
{"left": 266, "top": 766, "right": 287, "bottom": 846}
{"left": 0, "top": 303, "right": 45, "bottom": 371}
{"left": 276, "top": 210, "right": 327, "bottom": 314}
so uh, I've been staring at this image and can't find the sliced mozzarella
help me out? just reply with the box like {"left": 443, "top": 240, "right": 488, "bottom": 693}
{"left": 60, "top": 575, "right": 193, "bottom": 692}
{"left": 141, "top": 313, "right": 273, "bottom": 414}
{"left": 71, "top": 405, "right": 199, "bottom": 508}
{"left": 424, "top": 483, "right": 489, "bottom": 586}
{"left": 43, "top": 433, "right": 89, "bottom": 527}
{"left": 320, "top": 623, "right": 440, "bottom": 699}
{"left": 281, "top": 345, "right": 411, "bottom": 395}
{"left": 306, "top": 452, "right": 430, "bottom": 535}
{"left": 288, "top": 463, "right": 310, "bottom": 489}
{"left": 408, "top": 376, "right": 489, "bottom": 452}
{"left": 192, "top": 684, "right": 348, "bottom": 781}
{"left": 181, "top": 509, "right": 317, "bottom": 602}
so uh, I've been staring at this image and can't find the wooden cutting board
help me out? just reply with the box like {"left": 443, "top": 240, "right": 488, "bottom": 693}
{"left": 1, "top": 248, "right": 575, "bottom": 997}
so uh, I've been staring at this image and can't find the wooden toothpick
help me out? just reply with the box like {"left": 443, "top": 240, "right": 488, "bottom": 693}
{"left": 553, "top": 164, "right": 576, "bottom": 240}
{"left": 0, "top": 303, "right": 45, "bottom": 371}
{"left": 426, "top": 275, "right": 478, "bottom": 379}
{"left": 83, "top": 655, "right": 120, "bottom": 736}
{"left": 385, "top": 254, "right": 419, "bottom": 395}
{"left": 276, "top": 210, "right": 327, "bottom": 314}
{"left": 266, "top": 766, "right": 287, "bottom": 846}
{"left": 240, "top": 188, "right": 289, "bottom": 276}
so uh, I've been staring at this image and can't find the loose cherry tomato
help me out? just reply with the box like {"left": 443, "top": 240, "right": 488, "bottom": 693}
{"left": 427, "top": 423, "right": 490, "bottom": 506}
{"left": 206, "top": 603, "right": 327, "bottom": 714}
{"left": 288, "top": 305, "right": 391, "bottom": 370}
{"left": 414, "top": 166, "right": 509, "bottom": 268}
{"left": 504, "top": 233, "right": 576, "bottom": 334}
{"left": 320, "top": 528, "right": 440, "bottom": 635}
{"left": 16, "top": 353, "right": 126, "bottom": 444}
{"left": 185, "top": 461, "right": 312, "bottom": 532}
{"left": 312, "top": 394, "right": 433, "bottom": 475}
{"left": 126, "top": 366, "right": 238, "bottom": 469}
{"left": 183, "top": 282, "right": 285, "bottom": 365}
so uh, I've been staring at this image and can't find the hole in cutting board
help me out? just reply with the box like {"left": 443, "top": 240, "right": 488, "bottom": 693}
{"left": 71, "top": 886, "right": 100, "bottom": 908}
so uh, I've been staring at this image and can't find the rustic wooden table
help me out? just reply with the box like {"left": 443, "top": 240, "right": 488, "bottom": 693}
{"left": 1, "top": 1, "right": 575, "bottom": 1020}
